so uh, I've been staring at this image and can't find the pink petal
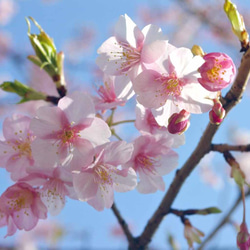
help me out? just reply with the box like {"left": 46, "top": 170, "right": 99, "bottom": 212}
{"left": 3, "top": 115, "right": 31, "bottom": 141}
{"left": 79, "top": 117, "right": 111, "bottom": 146}
{"left": 114, "top": 14, "right": 144, "bottom": 48}
{"left": 137, "top": 169, "right": 165, "bottom": 193}
{"left": 73, "top": 171, "right": 98, "bottom": 201}
{"left": 112, "top": 168, "right": 137, "bottom": 192}
{"left": 58, "top": 92, "right": 95, "bottom": 124}
{"left": 134, "top": 70, "right": 166, "bottom": 109}
{"left": 87, "top": 184, "right": 114, "bottom": 211}
{"left": 103, "top": 141, "right": 133, "bottom": 165}
{"left": 31, "top": 106, "right": 66, "bottom": 138}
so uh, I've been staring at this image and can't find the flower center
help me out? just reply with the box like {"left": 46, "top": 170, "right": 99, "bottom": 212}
{"left": 135, "top": 154, "right": 158, "bottom": 173}
{"left": 206, "top": 62, "right": 226, "bottom": 84}
{"left": 111, "top": 41, "right": 141, "bottom": 74}
{"left": 155, "top": 72, "right": 183, "bottom": 105}
{"left": 97, "top": 81, "right": 117, "bottom": 103}
{"left": 94, "top": 165, "right": 113, "bottom": 187}
{"left": 7, "top": 190, "right": 32, "bottom": 214}
{"left": 58, "top": 126, "right": 80, "bottom": 144}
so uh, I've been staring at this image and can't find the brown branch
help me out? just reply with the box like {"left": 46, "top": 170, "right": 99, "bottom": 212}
{"left": 211, "top": 143, "right": 250, "bottom": 153}
{"left": 133, "top": 40, "right": 250, "bottom": 249}
{"left": 111, "top": 202, "right": 135, "bottom": 246}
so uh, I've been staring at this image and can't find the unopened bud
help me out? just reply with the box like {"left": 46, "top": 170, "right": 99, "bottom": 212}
{"left": 237, "top": 222, "right": 250, "bottom": 249}
{"left": 224, "top": 0, "right": 249, "bottom": 48}
{"left": 0, "top": 80, "right": 46, "bottom": 103}
{"left": 209, "top": 99, "right": 225, "bottom": 125}
{"left": 168, "top": 109, "right": 190, "bottom": 135}
{"left": 191, "top": 45, "right": 205, "bottom": 57}
{"left": 26, "top": 17, "right": 60, "bottom": 80}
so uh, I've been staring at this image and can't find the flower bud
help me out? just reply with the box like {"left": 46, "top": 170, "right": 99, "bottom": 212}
{"left": 168, "top": 109, "right": 190, "bottom": 135}
{"left": 26, "top": 17, "right": 59, "bottom": 79}
{"left": 0, "top": 80, "right": 46, "bottom": 103}
{"left": 209, "top": 99, "right": 225, "bottom": 125}
{"left": 184, "top": 219, "right": 204, "bottom": 249}
{"left": 198, "top": 52, "right": 236, "bottom": 92}
{"left": 224, "top": 0, "right": 249, "bottom": 48}
{"left": 191, "top": 45, "right": 205, "bottom": 57}
{"left": 237, "top": 222, "right": 250, "bottom": 250}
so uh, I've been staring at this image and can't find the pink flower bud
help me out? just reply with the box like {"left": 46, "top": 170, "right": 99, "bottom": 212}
{"left": 237, "top": 222, "right": 250, "bottom": 250}
{"left": 209, "top": 99, "right": 225, "bottom": 125}
{"left": 198, "top": 52, "right": 236, "bottom": 91}
{"left": 168, "top": 109, "right": 190, "bottom": 135}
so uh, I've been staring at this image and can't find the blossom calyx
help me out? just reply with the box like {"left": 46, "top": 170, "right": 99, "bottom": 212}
{"left": 167, "top": 109, "right": 190, "bottom": 135}
{"left": 224, "top": 0, "right": 249, "bottom": 49}
{"left": 237, "top": 222, "right": 250, "bottom": 250}
{"left": 198, "top": 52, "right": 236, "bottom": 92}
{"left": 183, "top": 219, "right": 204, "bottom": 249}
{"left": 209, "top": 99, "right": 225, "bottom": 125}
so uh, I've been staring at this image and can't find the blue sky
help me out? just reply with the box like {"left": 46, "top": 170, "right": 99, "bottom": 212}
{"left": 0, "top": 0, "right": 250, "bottom": 249}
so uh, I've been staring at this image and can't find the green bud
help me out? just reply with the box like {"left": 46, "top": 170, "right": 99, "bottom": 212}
{"left": 0, "top": 80, "right": 46, "bottom": 103}
{"left": 224, "top": 0, "right": 249, "bottom": 45}
{"left": 231, "top": 164, "right": 245, "bottom": 188}
{"left": 26, "top": 17, "right": 58, "bottom": 77}
{"left": 197, "top": 207, "right": 222, "bottom": 215}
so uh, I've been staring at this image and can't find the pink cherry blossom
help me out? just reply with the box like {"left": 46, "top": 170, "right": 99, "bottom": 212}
{"left": 93, "top": 74, "right": 134, "bottom": 112}
{"left": 133, "top": 47, "right": 217, "bottom": 126}
{"left": 96, "top": 14, "right": 167, "bottom": 81}
{"left": 0, "top": 114, "right": 35, "bottom": 181}
{"left": 73, "top": 141, "right": 137, "bottom": 211}
{"left": 0, "top": 182, "right": 47, "bottom": 237}
{"left": 198, "top": 52, "right": 236, "bottom": 92}
{"left": 123, "top": 135, "right": 178, "bottom": 194}
{"left": 135, "top": 103, "right": 185, "bottom": 148}
{"left": 20, "top": 165, "right": 76, "bottom": 216}
{"left": 30, "top": 92, "right": 111, "bottom": 170}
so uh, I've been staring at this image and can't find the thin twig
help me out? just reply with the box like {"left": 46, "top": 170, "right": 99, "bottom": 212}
{"left": 111, "top": 119, "right": 135, "bottom": 126}
{"left": 111, "top": 203, "right": 135, "bottom": 246}
{"left": 211, "top": 143, "right": 250, "bottom": 153}
{"left": 198, "top": 190, "right": 250, "bottom": 249}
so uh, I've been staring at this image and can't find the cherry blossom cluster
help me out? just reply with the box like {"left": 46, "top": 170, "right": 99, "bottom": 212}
{"left": 0, "top": 14, "right": 236, "bottom": 238}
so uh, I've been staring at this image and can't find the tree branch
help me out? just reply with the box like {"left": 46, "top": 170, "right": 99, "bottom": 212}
{"left": 111, "top": 203, "right": 135, "bottom": 246}
{"left": 211, "top": 143, "right": 250, "bottom": 153}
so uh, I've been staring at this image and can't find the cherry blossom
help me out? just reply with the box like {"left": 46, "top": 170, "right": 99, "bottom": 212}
{"left": 93, "top": 74, "right": 134, "bottom": 112}
{"left": 30, "top": 92, "right": 111, "bottom": 170}
{"left": 135, "top": 103, "right": 185, "bottom": 148}
{"left": 0, "top": 114, "right": 35, "bottom": 181}
{"left": 73, "top": 141, "right": 137, "bottom": 211}
{"left": 0, "top": 182, "right": 47, "bottom": 237}
{"left": 123, "top": 135, "right": 178, "bottom": 194}
{"left": 198, "top": 52, "right": 236, "bottom": 92}
{"left": 20, "top": 165, "right": 76, "bottom": 216}
{"left": 133, "top": 46, "right": 217, "bottom": 126}
{"left": 96, "top": 14, "right": 167, "bottom": 81}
